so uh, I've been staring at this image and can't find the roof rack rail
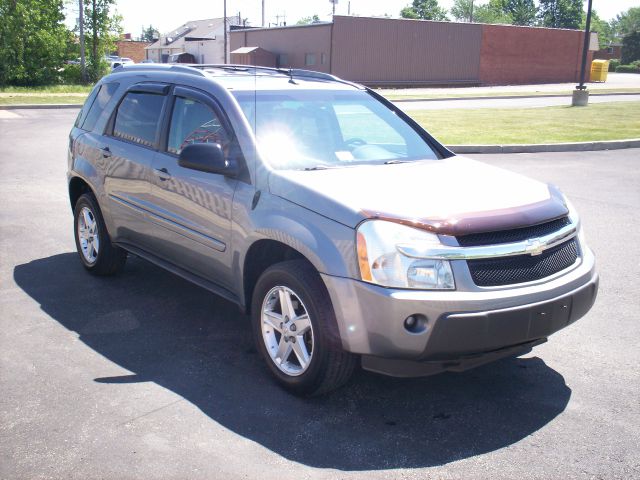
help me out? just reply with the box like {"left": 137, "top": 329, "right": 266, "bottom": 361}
{"left": 112, "top": 64, "right": 207, "bottom": 77}
{"left": 192, "top": 64, "right": 364, "bottom": 89}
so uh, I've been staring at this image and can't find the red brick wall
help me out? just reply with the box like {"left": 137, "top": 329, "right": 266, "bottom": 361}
{"left": 479, "top": 24, "right": 592, "bottom": 85}
{"left": 116, "top": 41, "right": 151, "bottom": 63}
{"left": 593, "top": 45, "right": 622, "bottom": 60}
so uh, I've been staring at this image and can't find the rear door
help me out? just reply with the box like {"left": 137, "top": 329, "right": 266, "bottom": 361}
{"left": 101, "top": 83, "right": 170, "bottom": 248}
{"left": 146, "top": 86, "right": 240, "bottom": 288}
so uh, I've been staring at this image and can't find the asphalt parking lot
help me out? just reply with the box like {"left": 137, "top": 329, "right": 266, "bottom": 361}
{"left": 1, "top": 109, "right": 639, "bottom": 480}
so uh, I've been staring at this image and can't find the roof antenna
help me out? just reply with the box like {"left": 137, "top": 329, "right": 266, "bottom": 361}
{"left": 288, "top": 66, "right": 297, "bottom": 84}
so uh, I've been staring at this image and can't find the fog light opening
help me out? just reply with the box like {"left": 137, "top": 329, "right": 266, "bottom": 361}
{"left": 403, "top": 314, "right": 428, "bottom": 334}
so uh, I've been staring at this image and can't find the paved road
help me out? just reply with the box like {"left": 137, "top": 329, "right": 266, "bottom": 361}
{"left": 378, "top": 72, "right": 640, "bottom": 97}
{"left": 395, "top": 93, "right": 640, "bottom": 111}
{"left": 1, "top": 110, "right": 639, "bottom": 480}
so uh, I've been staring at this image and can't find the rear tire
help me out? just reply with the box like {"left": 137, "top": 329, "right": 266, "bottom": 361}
{"left": 251, "top": 260, "right": 356, "bottom": 396}
{"left": 73, "top": 193, "right": 127, "bottom": 275}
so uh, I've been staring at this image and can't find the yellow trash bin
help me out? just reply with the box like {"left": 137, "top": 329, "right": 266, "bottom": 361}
{"left": 590, "top": 60, "right": 609, "bottom": 82}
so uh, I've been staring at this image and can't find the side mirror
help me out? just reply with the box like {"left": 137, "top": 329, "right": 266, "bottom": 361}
{"left": 178, "top": 143, "right": 237, "bottom": 177}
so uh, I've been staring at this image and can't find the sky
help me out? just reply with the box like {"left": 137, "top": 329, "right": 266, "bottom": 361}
{"left": 64, "top": 0, "right": 638, "bottom": 36}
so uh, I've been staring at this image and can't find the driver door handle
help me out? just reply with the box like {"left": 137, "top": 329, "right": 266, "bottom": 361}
{"left": 101, "top": 146, "right": 112, "bottom": 158}
{"left": 154, "top": 167, "right": 172, "bottom": 181}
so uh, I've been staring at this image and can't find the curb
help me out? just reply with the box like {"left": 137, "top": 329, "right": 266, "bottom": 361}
{"left": 0, "top": 104, "right": 82, "bottom": 110}
{"left": 448, "top": 139, "right": 640, "bottom": 154}
{"left": 3, "top": 91, "right": 639, "bottom": 109}
{"left": 391, "top": 91, "right": 640, "bottom": 103}
{"left": 2, "top": 104, "right": 638, "bottom": 154}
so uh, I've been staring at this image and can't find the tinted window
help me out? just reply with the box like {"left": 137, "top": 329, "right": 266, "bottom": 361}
{"left": 113, "top": 92, "right": 165, "bottom": 147}
{"left": 74, "top": 84, "right": 100, "bottom": 129}
{"left": 82, "top": 82, "right": 119, "bottom": 131}
{"left": 167, "top": 96, "right": 231, "bottom": 155}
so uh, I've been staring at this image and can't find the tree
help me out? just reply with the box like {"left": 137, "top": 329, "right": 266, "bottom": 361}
{"left": 581, "top": 10, "right": 613, "bottom": 48}
{"left": 140, "top": 25, "right": 159, "bottom": 42}
{"left": 473, "top": 1, "right": 513, "bottom": 25}
{"left": 400, "top": 0, "right": 449, "bottom": 21}
{"left": 450, "top": 0, "right": 474, "bottom": 22}
{"left": 612, "top": 7, "right": 640, "bottom": 39}
{"left": 0, "top": 0, "right": 68, "bottom": 86}
{"left": 538, "top": 0, "right": 583, "bottom": 30}
{"left": 82, "top": 0, "right": 121, "bottom": 81}
{"left": 502, "top": 0, "right": 537, "bottom": 26}
{"left": 296, "top": 14, "right": 320, "bottom": 25}
{"left": 621, "top": 31, "right": 640, "bottom": 64}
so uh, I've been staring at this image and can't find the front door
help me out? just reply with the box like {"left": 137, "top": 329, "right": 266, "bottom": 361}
{"left": 146, "top": 87, "right": 239, "bottom": 289}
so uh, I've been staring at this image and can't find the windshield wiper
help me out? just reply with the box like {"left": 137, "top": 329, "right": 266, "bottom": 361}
{"left": 384, "top": 159, "right": 411, "bottom": 164}
{"left": 303, "top": 165, "right": 337, "bottom": 171}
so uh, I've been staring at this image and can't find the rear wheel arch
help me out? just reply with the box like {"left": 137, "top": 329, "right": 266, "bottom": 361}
{"left": 68, "top": 176, "right": 94, "bottom": 210}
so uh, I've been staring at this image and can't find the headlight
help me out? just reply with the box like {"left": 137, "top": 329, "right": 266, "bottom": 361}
{"left": 356, "top": 220, "right": 455, "bottom": 290}
{"left": 563, "top": 194, "right": 587, "bottom": 250}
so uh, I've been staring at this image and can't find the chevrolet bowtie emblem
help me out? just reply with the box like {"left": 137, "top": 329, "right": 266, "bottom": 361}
{"left": 525, "top": 238, "right": 546, "bottom": 256}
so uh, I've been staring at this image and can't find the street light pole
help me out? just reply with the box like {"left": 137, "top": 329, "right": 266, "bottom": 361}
{"left": 79, "top": 0, "right": 86, "bottom": 82}
{"left": 573, "top": 0, "right": 593, "bottom": 106}
{"left": 223, "top": 0, "right": 227, "bottom": 64}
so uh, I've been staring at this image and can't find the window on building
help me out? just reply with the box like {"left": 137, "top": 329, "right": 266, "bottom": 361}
{"left": 305, "top": 53, "right": 316, "bottom": 66}
{"left": 321, "top": 53, "right": 326, "bottom": 65}
{"left": 277, "top": 54, "right": 289, "bottom": 68}
{"left": 607, "top": 47, "right": 614, "bottom": 54}
{"left": 167, "top": 96, "right": 231, "bottom": 155}
{"left": 113, "top": 92, "right": 165, "bottom": 147}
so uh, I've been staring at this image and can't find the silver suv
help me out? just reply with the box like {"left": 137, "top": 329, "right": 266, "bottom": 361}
{"left": 68, "top": 65, "right": 598, "bottom": 395}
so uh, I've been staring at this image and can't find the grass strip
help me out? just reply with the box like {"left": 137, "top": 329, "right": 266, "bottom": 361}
{"left": 0, "top": 95, "right": 86, "bottom": 105}
{"left": 408, "top": 101, "right": 640, "bottom": 145}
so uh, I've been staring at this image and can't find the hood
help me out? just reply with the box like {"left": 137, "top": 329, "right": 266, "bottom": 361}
{"left": 268, "top": 157, "right": 569, "bottom": 236}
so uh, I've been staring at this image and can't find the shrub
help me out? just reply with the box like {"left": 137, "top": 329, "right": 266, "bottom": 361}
{"left": 608, "top": 59, "right": 620, "bottom": 72}
{"left": 615, "top": 64, "right": 640, "bottom": 73}
{"left": 59, "top": 64, "right": 83, "bottom": 84}
{"left": 621, "top": 31, "right": 640, "bottom": 64}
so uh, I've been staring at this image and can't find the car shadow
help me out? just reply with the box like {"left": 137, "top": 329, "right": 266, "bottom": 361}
{"left": 14, "top": 253, "right": 571, "bottom": 470}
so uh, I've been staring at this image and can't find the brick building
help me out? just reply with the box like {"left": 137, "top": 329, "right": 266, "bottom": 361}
{"left": 115, "top": 40, "right": 151, "bottom": 63}
{"left": 230, "top": 16, "right": 597, "bottom": 87}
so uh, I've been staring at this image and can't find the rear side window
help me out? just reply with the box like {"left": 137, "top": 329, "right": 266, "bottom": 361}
{"left": 81, "top": 82, "right": 119, "bottom": 132}
{"left": 113, "top": 92, "right": 165, "bottom": 147}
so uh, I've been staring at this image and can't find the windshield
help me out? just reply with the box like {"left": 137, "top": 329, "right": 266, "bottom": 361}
{"left": 233, "top": 89, "right": 439, "bottom": 170}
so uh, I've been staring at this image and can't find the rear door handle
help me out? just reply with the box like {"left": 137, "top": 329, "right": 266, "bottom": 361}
{"left": 101, "top": 146, "right": 112, "bottom": 158}
{"left": 154, "top": 167, "right": 172, "bottom": 181}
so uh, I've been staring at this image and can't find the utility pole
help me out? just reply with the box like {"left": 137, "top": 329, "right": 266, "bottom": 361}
{"left": 572, "top": 0, "right": 593, "bottom": 106}
{"left": 79, "top": 0, "right": 86, "bottom": 82}
{"left": 262, "top": 0, "right": 265, "bottom": 27}
{"left": 223, "top": 0, "right": 227, "bottom": 64}
{"left": 470, "top": 0, "right": 474, "bottom": 23}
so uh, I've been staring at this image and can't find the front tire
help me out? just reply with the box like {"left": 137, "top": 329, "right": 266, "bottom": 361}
{"left": 73, "top": 193, "right": 127, "bottom": 275}
{"left": 251, "top": 260, "right": 357, "bottom": 396}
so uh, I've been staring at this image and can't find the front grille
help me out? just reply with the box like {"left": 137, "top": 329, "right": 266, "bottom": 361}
{"left": 457, "top": 217, "right": 571, "bottom": 247}
{"left": 467, "top": 238, "right": 579, "bottom": 287}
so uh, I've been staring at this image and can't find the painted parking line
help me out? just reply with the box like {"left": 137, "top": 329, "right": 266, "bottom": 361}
{"left": 0, "top": 110, "right": 20, "bottom": 119}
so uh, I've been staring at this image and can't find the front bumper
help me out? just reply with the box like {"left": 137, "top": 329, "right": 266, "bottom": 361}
{"left": 321, "top": 247, "right": 598, "bottom": 376}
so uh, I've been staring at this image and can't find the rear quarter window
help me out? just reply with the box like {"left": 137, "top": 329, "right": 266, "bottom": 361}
{"left": 75, "top": 82, "right": 119, "bottom": 131}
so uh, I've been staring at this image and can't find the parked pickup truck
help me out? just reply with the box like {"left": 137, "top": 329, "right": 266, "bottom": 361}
{"left": 67, "top": 64, "right": 598, "bottom": 395}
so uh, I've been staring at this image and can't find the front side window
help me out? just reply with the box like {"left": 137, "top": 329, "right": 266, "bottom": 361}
{"left": 113, "top": 92, "right": 165, "bottom": 147}
{"left": 233, "top": 89, "right": 439, "bottom": 170}
{"left": 167, "top": 96, "right": 231, "bottom": 155}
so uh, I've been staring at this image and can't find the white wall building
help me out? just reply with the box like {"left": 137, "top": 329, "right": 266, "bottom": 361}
{"left": 145, "top": 16, "right": 241, "bottom": 64}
